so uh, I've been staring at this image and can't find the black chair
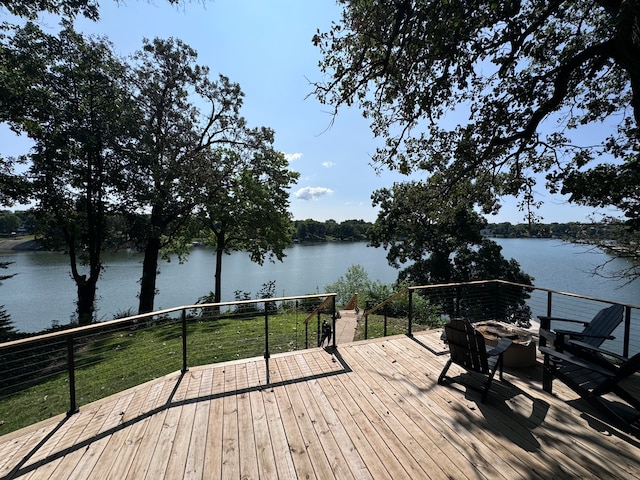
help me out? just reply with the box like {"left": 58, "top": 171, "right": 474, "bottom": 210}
{"left": 540, "top": 343, "right": 640, "bottom": 435}
{"left": 538, "top": 303, "right": 624, "bottom": 353}
{"left": 438, "top": 319, "right": 513, "bottom": 403}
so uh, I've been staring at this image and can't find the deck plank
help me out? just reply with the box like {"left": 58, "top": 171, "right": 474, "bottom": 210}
{"left": 245, "top": 362, "right": 279, "bottom": 479}
{"left": 344, "top": 342, "right": 485, "bottom": 480}
{"left": 295, "top": 353, "right": 372, "bottom": 480}
{"left": 270, "top": 357, "right": 318, "bottom": 478}
{"left": 236, "top": 362, "right": 260, "bottom": 480}
{"left": 221, "top": 364, "right": 240, "bottom": 479}
{"left": 202, "top": 366, "right": 225, "bottom": 479}
{"left": 126, "top": 374, "right": 180, "bottom": 480}
{"left": 183, "top": 367, "right": 213, "bottom": 480}
{"left": 2, "top": 334, "right": 640, "bottom": 480}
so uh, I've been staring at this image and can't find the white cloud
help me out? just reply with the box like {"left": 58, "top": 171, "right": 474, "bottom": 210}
{"left": 285, "top": 152, "right": 303, "bottom": 163}
{"left": 321, "top": 161, "right": 336, "bottom": 168}
{"left": 293, "top": 186, "right": 334, "bottom": 200}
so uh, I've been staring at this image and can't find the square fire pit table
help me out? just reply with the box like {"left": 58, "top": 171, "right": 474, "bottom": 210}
{"left": 474, "top": 320, "right": 537, "bottom": 368}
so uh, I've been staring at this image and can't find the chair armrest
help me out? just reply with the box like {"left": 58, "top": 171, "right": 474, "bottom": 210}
{"left": 565, "top": 339, "right": 627, "bottom": 362}
{"left": 539, "top": 346, "right": 616, "bottom": 378}
{"left": 554, "top": 329, "right": 615, "bottom": 340}
{"left": 487, "top": 338, "right": 513, "bottom": 357}
{"left": 537, "top": 316, "right": 589, "bottom": 326}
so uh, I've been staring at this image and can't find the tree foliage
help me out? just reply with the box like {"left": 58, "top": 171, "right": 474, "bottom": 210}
{"left": 0, "top": 23, "right": 136, "bottom": 324}
{"left": 123, "top": 37, "right": 258, "bottom": 314}
{"left": 313, "top": 1, "right": 640, "bottom": 228}
{"left": 198, "top": 146, "right": 299, "bottom": 304}
{"left": 0, "top": 261, "right": 17, "bottom": 341}
{"left": 369, "top": 179, "right": 532, "bottom": 286}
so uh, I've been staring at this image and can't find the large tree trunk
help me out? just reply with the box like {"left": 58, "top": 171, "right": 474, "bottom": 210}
{"left": 76, "top": 275, "right": 97, "bottom": 325}
{"left": 138, "top": 235, "right": 161, "bottom": 314}
{"left": 214, "top": 244, "right": 224, "bottom": 304}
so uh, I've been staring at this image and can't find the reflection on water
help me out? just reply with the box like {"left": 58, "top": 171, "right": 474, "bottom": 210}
{"left": 1, "top": 239, "right": 639, "bottom": 333}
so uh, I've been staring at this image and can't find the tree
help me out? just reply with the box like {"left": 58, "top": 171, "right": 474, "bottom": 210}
{"left": 313, "top": 2, "right": 640, "bottom": 239}
{"left": 0, "top": 261, "right": 17, "bottom": 341}
{"left": 0, "top": 23, "right": 136, "bottom": 324}
{"left": 124, "top": 38, "right": 274, "bottom": 314}
{"left": 198, "top": 146, "right": 299, "bottom": 305}
{"left": 325, "top": 264, "right": 379, "bottom": 308}
{"left": 0, "top": 1, "right": 188, "bottom": 21}
{"left": 369, "top": 179, "right": 532, "bottom": 319}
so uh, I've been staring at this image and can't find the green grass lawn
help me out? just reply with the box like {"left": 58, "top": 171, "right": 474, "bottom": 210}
{"left": 0, "top": 311, "right": 324, "bottom": 435}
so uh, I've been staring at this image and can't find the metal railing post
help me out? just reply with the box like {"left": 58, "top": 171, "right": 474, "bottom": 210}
{"left": 264, "top": 307, "right": 271, "bottom": 385}
{"left": 539, "top": 291, "right": 554, "bottom": 350}
{"left": 364, "top": 301, "right": 369, "bottom": 340}
{"left": 66, "top": 336, "right": 78, "bottom": 415}
{"left": 383, "top": 305, "right": 388, "bottom": 337}
{"left": 408, "top": 289, "right": 413, "bottom": 337}
{"left": 181, "top": 309, "right": 188, "bottom": 374}
{"left": 331, "top": 295, "right": 337, "bottom": 349}
{"left": 623, "top": 306, "right": 631, "bottom": 358}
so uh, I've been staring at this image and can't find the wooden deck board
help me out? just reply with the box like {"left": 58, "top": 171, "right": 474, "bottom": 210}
{"left": 2, "top": 332, "right": 640, "bottom": 480}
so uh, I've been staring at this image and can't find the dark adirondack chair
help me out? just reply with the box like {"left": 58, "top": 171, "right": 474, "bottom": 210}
{"left": 438, "top": 319, "right": 513, "bottom": 403}
{"left": 540, "top": 343, "right": 640, "bottom": 435}
{"left": 538, "top": 303, "right": 624, "bottom": 353}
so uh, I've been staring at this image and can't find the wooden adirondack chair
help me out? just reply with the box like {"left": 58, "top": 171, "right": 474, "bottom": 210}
{"left": 438, "top": 319, "right": 513, "bottom": 403}
{"left": 540, "top": 343, "right": 640, "bottom": 435}
{"left": 538, "top": 303, "right": 624, "bottom": 353}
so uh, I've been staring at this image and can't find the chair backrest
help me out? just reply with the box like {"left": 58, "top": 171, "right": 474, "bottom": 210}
{"left": 444, "top": 319, "right": 490, "bottom": 374}
{"left": 581, "top": 304, "right": 624, "bottom": 347}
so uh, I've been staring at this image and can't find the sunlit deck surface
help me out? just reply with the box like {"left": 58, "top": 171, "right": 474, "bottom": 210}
{"left": 2, "top": 331, "right": 640, "bottom": 479}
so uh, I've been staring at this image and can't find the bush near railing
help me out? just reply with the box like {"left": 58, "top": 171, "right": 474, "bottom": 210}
{"left": 0, "top": 294, "right": 335, "bottom": 435}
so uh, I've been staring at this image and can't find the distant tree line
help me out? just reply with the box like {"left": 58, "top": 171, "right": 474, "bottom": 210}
{"left": 485, "top": 222, "right": 625, "bottom": 241}
{"left": 293, "top": 219, "right": 372, "bottom": 242}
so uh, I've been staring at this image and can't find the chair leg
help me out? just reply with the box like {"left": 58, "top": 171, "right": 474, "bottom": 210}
{"left": 438, "top": 359, "right": 453, "bottom": 385}
{"left": 481, "top": 370, "right": 497, "bottom": 403}
{"left": 542, "top": 353, "right": 554, "bottom": 394}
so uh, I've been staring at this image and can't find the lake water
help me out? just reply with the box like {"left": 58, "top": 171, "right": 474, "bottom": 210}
{"left": 1, "top": 238, "right": 639, "bottom": 333}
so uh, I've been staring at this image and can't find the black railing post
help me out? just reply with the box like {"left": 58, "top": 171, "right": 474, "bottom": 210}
{"left": 408, "top": 289, "right": 413, "bottom": 337}
{"left": 495, "top": 281, "right": 501, "bottom": 320}
{"left": 317, "top": 311, "right": 321, "bottom": 347}
{"left": 539, "top": 291, "right": 554, "bottom": 349}
{"left": 66, "top": 336, "right": 78, "bottom": 416}
{"left": 264, "top": 307, "right": 271, "bottom": 385}
{"left": 181, "top": 309, "right": 188, "bottom": 374}
{"left": 623, "top": 306, "right": 631, "bottom": 358}
{"left": 331, "top": 295, "right": 337, "bottom": 349}
{"left": 383, "top": 305, "right": 388, "bottom": 337}
{"left": 364, "top": 301, "right": 369, "bottom": 340}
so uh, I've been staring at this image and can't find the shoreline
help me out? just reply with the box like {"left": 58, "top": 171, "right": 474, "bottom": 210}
{"left": 0, "top": 238, "right": 43, "bottom": 252}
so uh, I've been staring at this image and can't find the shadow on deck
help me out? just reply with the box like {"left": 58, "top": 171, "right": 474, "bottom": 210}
{"left": 2, "top": 330, "right": 640, "bottom": 479}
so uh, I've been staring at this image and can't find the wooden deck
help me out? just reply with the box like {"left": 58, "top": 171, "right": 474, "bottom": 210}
{"left": 1, "top": 331, "right": 639, "bottom": 479}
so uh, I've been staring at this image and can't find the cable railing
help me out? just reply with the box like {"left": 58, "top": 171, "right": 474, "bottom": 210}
{"left": 362, "top": 280, "right": 640, "bottom": 358}
{"left": 0, "top": 294, "right": 336, "bottom": 435}
{"left": 2, "top": 280, "right": 639, "bottom": 436}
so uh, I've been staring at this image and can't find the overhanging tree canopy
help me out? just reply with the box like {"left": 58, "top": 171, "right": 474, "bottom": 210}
{"left": 313, "top": 1, "right": 640, "bottom": 225}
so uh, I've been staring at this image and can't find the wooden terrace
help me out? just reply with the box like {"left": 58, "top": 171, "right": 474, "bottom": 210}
{"left": 1, "top": 331, "right": 639, "bottom": 479}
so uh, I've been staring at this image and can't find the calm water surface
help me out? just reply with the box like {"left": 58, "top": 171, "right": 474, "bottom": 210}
{"left": 1, "top": 238, "right": 639, "bottom": 332}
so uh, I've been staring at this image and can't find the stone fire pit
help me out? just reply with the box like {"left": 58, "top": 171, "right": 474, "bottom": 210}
{"left": 475, "top": 320, "right": 537, "bottom": 368}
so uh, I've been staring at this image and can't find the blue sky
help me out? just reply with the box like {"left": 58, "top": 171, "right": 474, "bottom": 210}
{"left": 1, "top": 0, "right": 621, "bottom": 224}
